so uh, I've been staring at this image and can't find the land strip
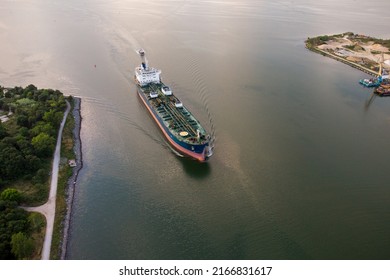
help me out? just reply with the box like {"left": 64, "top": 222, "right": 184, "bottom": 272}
{"left": 0, "top": 85, "right": 74, "bottom": 259}
{"left": 22, "top": 100, "right": 71, "bottom": 259}
{"left": 306, "top": 32, "right": 390, "bottom": 77}
{"left": 60, "top": 97, "right": 82, "bottom": 259}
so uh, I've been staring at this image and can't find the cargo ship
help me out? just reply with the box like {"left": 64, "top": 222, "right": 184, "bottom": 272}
{"left": 134, "top": 49, "right": 213, "bottom": 161}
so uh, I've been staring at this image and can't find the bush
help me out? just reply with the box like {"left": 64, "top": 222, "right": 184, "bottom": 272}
{"left": 31, "top": 132, "right": 55, "bottom": 157}
{"left": 11, "top": 232, "right": 34, "bottom": 260}
{"left": 32, "top": 169, "right": 49, "bottom": 184}
{"left": 0, "top": 188, "right": 22, "bottom": 203}
{"left": 28, "top": 213, "right": 45, "bottom": 232}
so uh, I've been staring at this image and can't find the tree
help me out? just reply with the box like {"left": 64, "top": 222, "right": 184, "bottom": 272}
{"left": 30, "top": 122, "right": 55, "bottom": 137}
{"left": 37, "top": 90, "right": 49, "bottom": 102}
{"left": 18, "top": 127, "right": 29, "bottom": 137}
{"left": 24, "top": 84, "right": 37, "bottom": 94}
{"left": 4, "top": 91, "right": 12, "bottom": 98}
{"left": 0, "top": 189, "right": 22, "bottom": 203}
{"left": 0, "top": 122, "right": 8, "bottom": 139}
{"left": 16, "top": 114, "right": 29, "bottom": 127}
{"left": 43, "top": 109, "right": 63, "bottom": 128}
{"left": 0, "top": 200, "right": 29, "bottom": 259}
{"left": 31, "top": 132, "right": 55, "bottom": 157}
{"left": 32, "top": 168, "right": 48, "bottom": 184}
{"left": 15, "top": 134, "right": 31, "bottom": 154}
{"left": 10, "top": 232, "right": 34, "bottom": 260}
{"left": 25, "top": 154, "right": 41, "bottom": 172}
{"left": 0, "top": 145, "right": 26, "bottom": 179}
{"left": 28, "top": 213, "right": 45, "bottom": 232}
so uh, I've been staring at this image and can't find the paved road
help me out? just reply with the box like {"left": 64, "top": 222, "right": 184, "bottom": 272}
{"left": 23, "top": 100, "right": 71, "bottom": 260}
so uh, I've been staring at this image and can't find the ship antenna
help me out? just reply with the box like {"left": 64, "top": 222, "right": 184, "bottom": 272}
{"left": 138, "top": 49, "right": 149, "bottom": 70}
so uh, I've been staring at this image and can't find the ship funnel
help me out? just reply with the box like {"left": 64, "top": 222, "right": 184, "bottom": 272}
{"left": 138, "top": 49, "right": 149, "bottom": 70}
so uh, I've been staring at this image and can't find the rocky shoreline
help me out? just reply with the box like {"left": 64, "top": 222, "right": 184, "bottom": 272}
{"left": 60, "top": 97, "right": 83, "bottom": 259}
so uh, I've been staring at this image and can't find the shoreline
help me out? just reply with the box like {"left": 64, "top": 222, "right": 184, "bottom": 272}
{"left": 60, "top": 97, "right": 83, "bottom": 260}
{"left": 305, "top": 45, "right": 379, "bottom": 77}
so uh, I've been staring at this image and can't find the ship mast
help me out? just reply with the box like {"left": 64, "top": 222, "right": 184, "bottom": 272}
{"left": 138, "top": 49, "right": 149, "bottom": 70}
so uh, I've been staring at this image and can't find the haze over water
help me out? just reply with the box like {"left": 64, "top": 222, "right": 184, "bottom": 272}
{"left": 1, "top": 0, "right": 390, "bottom": 259}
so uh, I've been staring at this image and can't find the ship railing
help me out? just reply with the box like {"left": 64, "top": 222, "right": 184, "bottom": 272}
{"left": 149, "top": 83, "right": 202, "bottom": 141}
{"left": 164, "top": 101, "right": 197, "bottom": 136}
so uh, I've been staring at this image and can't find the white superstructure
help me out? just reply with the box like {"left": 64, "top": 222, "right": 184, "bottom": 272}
{"left": 135, "top": 49, "right": 161, "bottom": 86}
{"left": 161, "top": 85, "right": 172, "bottom": 96}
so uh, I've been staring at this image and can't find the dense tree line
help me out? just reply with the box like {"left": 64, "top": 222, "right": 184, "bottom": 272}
{"left": 0, "top": 189, "right": 33, "bottom": 259}
{"left": 0, "top": 84, "right": 67, "bottom": 259}
{"left": 0, "top": 84, "right": 66, "bottom": 186}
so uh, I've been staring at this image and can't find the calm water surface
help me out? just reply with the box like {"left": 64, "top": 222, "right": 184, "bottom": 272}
{"left": 1, "top": 0, "right": 390, "bottom": 259}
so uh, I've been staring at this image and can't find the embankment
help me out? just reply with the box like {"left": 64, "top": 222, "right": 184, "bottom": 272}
{"left": 60, "top": 97, "right": 83, "bottom": 259}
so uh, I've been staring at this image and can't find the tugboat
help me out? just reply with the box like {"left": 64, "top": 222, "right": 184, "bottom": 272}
{"left": 134, "top": 49, "right": 213, "bottom": 161}
{"left": 359, "top": 77, "right": 382, "bottom": 87}
{"left": 360, "top": 53, "right": 389, "bottom": 88}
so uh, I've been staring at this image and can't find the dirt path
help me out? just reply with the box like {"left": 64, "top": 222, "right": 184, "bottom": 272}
{"left": 23, "top": 100, "right": 71, "bottom": 260}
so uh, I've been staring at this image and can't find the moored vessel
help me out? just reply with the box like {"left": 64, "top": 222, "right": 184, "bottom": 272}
{"left": 374, "top": 79, "right": 390, "bottom": 96}
{"left": 134, "top": 49, "right": 213, "bottom": 161}
{"left": 359, "top": 77, "right": 381, "bottom": 87}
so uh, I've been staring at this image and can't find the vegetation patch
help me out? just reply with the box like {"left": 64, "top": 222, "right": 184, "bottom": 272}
{"left": 0, "top": 85, "right": 66, "bottom": 201}
{"left": 0, "top": 84, "right": 73, "bottom": 259}
{"left": 0, "top": 189, "right": 44, "bottom": 259}
{"left": 51, "top": 101, "right": 75, "bottom": 259}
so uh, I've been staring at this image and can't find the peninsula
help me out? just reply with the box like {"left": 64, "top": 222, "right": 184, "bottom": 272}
{"left": 305, "top": 32, "right": 390, "bottom": 77}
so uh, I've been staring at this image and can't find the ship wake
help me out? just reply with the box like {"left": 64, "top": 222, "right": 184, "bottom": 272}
{"left": 186, "top": 56, "right": 217, "bottom": 148}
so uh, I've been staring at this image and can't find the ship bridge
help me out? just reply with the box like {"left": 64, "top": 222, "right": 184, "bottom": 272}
{"left": 135, "top": 49, "right": 161, "bottom": 86}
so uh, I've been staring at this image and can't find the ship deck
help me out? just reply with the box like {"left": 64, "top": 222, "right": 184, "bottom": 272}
{"left": 139, "top": 82, "right": 208, "bottom": 145}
